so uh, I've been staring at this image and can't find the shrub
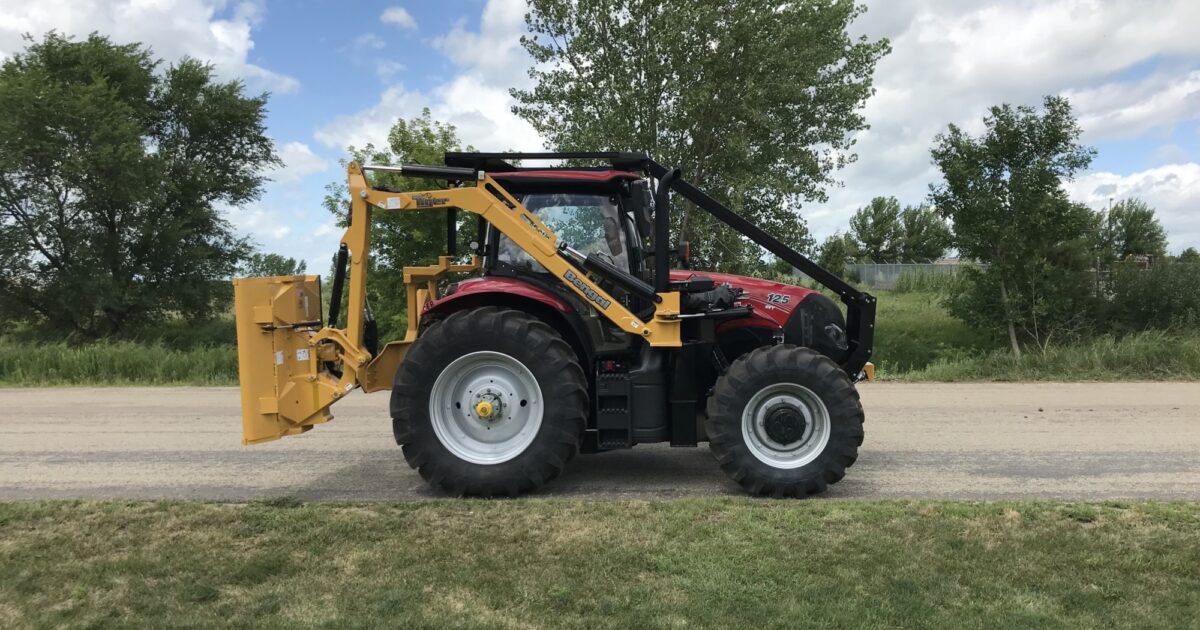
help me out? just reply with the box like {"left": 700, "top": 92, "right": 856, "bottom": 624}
{"left": 1106, "top": 261, "right": 1200, "bottom": 332}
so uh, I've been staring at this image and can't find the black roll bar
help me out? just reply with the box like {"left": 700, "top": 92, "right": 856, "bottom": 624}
{"left": 437, "top": 152, "right": 875, "bottom": 376}
{"left": 653, "top": 167, "right": 681, "bottom": 292}
{"left": 642, "top": 161, "right": 875, "bottom": 375}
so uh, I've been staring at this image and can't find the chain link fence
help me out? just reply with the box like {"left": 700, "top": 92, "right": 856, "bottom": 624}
{"left": 845, "top": 263, "right": 968, "bottom": 290}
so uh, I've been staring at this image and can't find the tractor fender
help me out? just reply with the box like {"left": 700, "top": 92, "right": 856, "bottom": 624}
{"left": 422, "top": 276, "right": 595, "bottom": 368}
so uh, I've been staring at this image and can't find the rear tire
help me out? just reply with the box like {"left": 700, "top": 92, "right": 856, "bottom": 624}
{"left": 391, "top": 307, "right": 587, "bottom": 496}
{"left": 705, "top": 345, "right": 864, "bottom": 498}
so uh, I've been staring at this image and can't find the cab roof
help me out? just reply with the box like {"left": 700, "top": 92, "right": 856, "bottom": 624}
{"left": 488, "top": 169, "right": 642, "bottom": 193}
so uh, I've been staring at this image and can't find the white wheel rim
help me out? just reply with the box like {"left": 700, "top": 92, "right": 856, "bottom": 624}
{"left": 740, "top": 382, "right": 831, "bottom": 469}
{"left": 429, "top": 351, "right": 544, "bottom": 465}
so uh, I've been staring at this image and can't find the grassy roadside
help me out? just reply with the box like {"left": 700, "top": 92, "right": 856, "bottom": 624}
{"left": 0, "top": 340, "right": 237, "bottom": 386}
{"left": 2, "top": 290, "right": 1198, "bottom": 385}
{"left": 895, "top": 330, "right": 1200, "bottom": 381}
{"left": 1, "top": 499, "right": 1197, "bottom": 628}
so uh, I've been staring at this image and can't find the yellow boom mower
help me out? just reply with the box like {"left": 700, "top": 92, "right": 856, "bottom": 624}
{"left": 233, "top": 162, "right": 683, "bottom": 445}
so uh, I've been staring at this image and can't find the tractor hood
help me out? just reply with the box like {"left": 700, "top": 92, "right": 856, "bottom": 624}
{"left": 670, "top": 270, "right": 851, "bottom": 363}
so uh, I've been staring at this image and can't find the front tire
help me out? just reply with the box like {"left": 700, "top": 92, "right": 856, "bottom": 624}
{"left": 391, "top": 307, "right": 587, "bottom": 496}
{"left": 705, "top": 345, "right": 864, "bottom": 497}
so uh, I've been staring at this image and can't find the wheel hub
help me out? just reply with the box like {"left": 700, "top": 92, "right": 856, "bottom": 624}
{"left": 764, "top": 407, "right": 806, "bottom": 444}
{"left": 473, "top": 391, "right": 504, "bottom": 422}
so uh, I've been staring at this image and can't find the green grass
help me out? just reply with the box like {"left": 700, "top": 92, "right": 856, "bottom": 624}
{"left": 0, "top": 500, "right": 1196, "bottom": 629}
{"left": 0, "top": 340, "right": 237, "bottom": 386}
{"left": 871, "top": 290, "right": 996, "bottom": 374}
{"left": 897, "top": 330, "right": 1200, "bottom": 381}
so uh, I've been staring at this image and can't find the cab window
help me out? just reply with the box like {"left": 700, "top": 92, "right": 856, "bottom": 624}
{"left": 497, "top": 193, "right": 629, "bottom": 272}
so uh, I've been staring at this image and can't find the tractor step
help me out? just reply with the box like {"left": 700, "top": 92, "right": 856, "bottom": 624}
{"left": 595, "top": 359, "right": 633, "bottom": 449}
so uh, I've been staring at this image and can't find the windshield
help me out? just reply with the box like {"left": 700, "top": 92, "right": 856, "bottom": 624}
{"left": 497, "top": 193, "right": 629, "bottom": 272}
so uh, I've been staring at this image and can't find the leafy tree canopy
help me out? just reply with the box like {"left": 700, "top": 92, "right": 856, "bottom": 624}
{"left": 849, "top": 196, "right": 903, "bottom": 263}
{"left": 816, "top": 233, "right": 859, "bottom": 278}
{"left": 1099, "top": 198, "right": 1168, "bottom": 262}
{"left": 898, "top": 204, "right": 952, "bottom": 262}
{"left": 323, "top": 108, "right": 474, "bottom": 341}
{"left": 241, "top": 253, "right": 306, "bottom": 278}
{"left": 513, "top": 0, "right": 889, "bottom": 273}
{"left": 0, "top": 32, "right": 278, "bottom": 337}
{"left": 1179, "top": 247, "right": 1200, "bottom": 264}
{"left": 930, "top": 96, "right": 1096, "bottom": 354}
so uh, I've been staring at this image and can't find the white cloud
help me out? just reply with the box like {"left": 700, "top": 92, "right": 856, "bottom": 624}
{"left": 354, "top": 32, "right": 386, "bottom": 51}
{"left": 271, "top": 142, "right": 329, "bottom": 183}
{"left": 314, "top": 84, "right": 429, "bottom": 151}
{"left": 0, "top": 0, "right": 299, "bottom": 94}
{"left": 227, "top": 203, "right": 293, "bottom": 241}
{"left": 381, "top": 6, "right": 417, "bottom": 30}
{"left": 431, "top": 0, "right": 530, "bottom": 88}
{"left": 316, "top": 0, "right": 541, "bottom": 154}
{"left": 376, "top": 60, "right": 406, "bottom": 81}
{"left": 1152, "top": 144, "right": 1191, "bottom": 166}
{"left": 1066, "top": 70, "right": 1200, "bottom": 140}
{"left": 810, "top": 0, "right": 1200, "bottom": 244}
{"left": 225, "top": 200, "right": 343, "bottom": 272}
{"left": 1064, "top": 164, "right": 1200, "bottom": 252}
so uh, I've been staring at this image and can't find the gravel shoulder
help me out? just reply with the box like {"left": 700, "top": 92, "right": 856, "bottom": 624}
{"left": 1, "top": 382, "right": 1197, "bottom": 501}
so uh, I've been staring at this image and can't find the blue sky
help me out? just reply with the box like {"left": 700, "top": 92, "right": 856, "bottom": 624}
{"left": 2, "top": 0, "right": 1199, "bottom": 271}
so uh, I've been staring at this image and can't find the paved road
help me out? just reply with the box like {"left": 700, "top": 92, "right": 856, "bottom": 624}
{"left": 1, "top": 383, "right": 1197, "bottom": 501}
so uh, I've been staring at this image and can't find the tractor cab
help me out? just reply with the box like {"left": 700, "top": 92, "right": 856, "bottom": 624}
{"left": 487, "top": 170, "right": 646, "bottom": 280}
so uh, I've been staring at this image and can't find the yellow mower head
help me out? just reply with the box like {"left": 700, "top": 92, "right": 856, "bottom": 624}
{"left": 232, "top": 274, "right": 337, "bottom": 444}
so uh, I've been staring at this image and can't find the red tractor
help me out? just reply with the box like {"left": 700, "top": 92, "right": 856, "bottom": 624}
{"left": 233, "top": 152, "right": 876, "bottom": 498}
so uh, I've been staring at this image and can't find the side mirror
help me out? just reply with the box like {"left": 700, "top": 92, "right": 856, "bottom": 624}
{"left": 628, "top": 179, "right": 653, "bottom": 237}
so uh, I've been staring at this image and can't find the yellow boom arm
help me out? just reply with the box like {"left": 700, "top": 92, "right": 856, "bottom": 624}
{"left": 232, "top": 162, "right": 682, "bottom": 445}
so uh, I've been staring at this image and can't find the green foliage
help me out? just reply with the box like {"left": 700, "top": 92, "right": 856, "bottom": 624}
{"left": 944, "top": 262, "right": 1101, "bottom": 351}
{"left": 1098, "top": 198, "right": 1168, "bottom": 263}
{"left": 240, "top": 253, "right": 306, "bottom": 278}
{"left": 1106, "top": 261, "right": 1200, "bottom": 332}
{"left": 1178, "top": 247, "right": 1200, "bottom": 263}
{"left": 0, "top": 340, "right": 236, "bottom": 386}
{"left": 848, "top": 197, "right": 950, "bottom": 263}
{"left": 849, "top": 196, "right": 903, "bottom": 262}
{"left": 0, "top": 33, "right": 278, "bottom": 338}
{"left": 322, "top": 108, "right": 474, "bottom": 341}
{"left": 513, "top": 0, "right": 889, "bottom": 273}
{"left": 904, "top": 330, "right": 1200, "bottom": 381}
{"left": 930, "top": 96, "right": 1097, "bottom": 353}
{"left": 872, "top": 289, "right": 996, "bottom": 374}
{"left": 899, "top": 204, "right": 952, "bottom": 262}
{"left": 816, "top": 233, "right": 858, "bottom": 277}
{"left": 893, "top": 268, "right": 963, "bottom": 294}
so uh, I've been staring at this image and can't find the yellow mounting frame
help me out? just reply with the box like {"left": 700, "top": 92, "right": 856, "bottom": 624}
{"left": 342, "top": 162, "right": 681, "bottom": 353}
{"left": 233, "top": 161, "right": 682, "bottom": 444}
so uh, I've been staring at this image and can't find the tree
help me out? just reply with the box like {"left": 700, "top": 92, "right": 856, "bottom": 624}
{"left": 899, "top": 204, "right": 952, "bottom": 262}
{"left": 849, "top": 196, "right": 903, "bottom": 262}
{"left": 1179, "top": 247, "right": 1200, "bottom": 264}
{"left": 323, "top": 108, "right": 474, "bottom": 341}
{"left": 241, "top": 253, "right": 306, "bottom": 278}
{"left": 930, "top": 96, "right": 1097, "bottom": 355}
{"left": 513, "top": 0, "right": 889, "bottom": 272}
{"left": 0, "top": 33, "right": 277, "bottom": 337}
{"left": 1098, "top": 198, "right": 1168, "bottom": 263}
{"left": 816, "top": 233, "right": 859, "bottom": 278}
